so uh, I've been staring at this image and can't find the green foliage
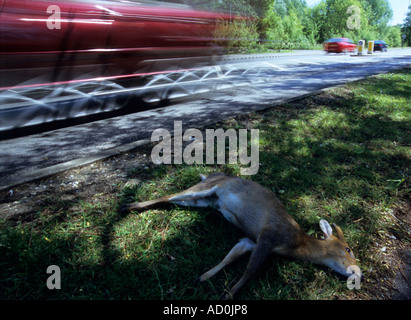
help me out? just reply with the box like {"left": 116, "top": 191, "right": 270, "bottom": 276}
{"left": 207, "top": 0, "right": 399, "bottom": 51}
{"left": 403, "top": 5, "right": 411, "bottom": 46}
{"left": 214, "top": 18, "right": 259, "bottom": 53}
{"left": 386, "top": 25, "right": 402, "bottom": 47}
{"left": 261, "top": 1, "right": 315, "bottom": 50}
{"left": 173, "top": 0, "right": 406, "bottom": 50}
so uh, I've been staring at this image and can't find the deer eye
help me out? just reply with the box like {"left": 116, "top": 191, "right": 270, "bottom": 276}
{"left": 346, "top": 248, "right": 351, "bottom": 253}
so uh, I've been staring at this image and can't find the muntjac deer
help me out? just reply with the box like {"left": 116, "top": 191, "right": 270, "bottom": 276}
{"left": 124, "top": 173, "right": 361, "bottom": 299}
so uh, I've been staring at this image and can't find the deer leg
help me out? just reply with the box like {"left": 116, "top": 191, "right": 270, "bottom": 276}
{"left": 224, "top": 231, "right": 275, "bottom": 299}
{"left": 124, "top": 183, "right": 220, "bottom": 212}
{"left": 198, "top": 238, "right": 255, "bottom": 282}
{"left": 168, "top": 185, "right": 219, "bottom": 207}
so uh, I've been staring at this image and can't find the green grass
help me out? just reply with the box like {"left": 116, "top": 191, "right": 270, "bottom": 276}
{"left": 0, "top": 68, "right": 410, "bottom": 300}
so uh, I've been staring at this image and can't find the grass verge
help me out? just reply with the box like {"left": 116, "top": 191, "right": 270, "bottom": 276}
{"left": 0, "top": 68, "right": 410, "bottom": 300}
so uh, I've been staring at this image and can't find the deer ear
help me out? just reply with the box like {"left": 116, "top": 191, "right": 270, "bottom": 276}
{"left": 332, "top": 223, "right": 346, "bottom": 243}
{"left": 199, "top": 174, "right": 207, "bottom": 181}
{"left": 319, "top": 220, "right": 333, "bottom": 239}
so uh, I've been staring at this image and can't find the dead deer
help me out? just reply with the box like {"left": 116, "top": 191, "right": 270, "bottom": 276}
{"left": 123, "top": 172, "right": 361, "bottom": 299}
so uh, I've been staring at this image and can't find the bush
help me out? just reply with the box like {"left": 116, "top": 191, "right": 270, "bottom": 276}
{"left": 214, "top": 19, "right": 259, "bottom": 53}
{"left": 386, "top": 26, "right": 402, "bottom": 47}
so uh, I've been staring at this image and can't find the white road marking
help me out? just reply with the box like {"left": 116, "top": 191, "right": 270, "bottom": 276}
{"left": 261, "top": 61, "right": 286, "bottom": 71}
{"left": 288, "top": 59, "right": 321, "bottom": 65}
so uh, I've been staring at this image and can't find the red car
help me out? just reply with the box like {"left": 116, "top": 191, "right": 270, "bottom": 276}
{"left": 0, "top": 0, "right": 229, "bottom": 131}
{"left": 0, "top": 0, "right": 226, "bottom": 89}
{"left": 324, "top": 38, "right": 357, "bottom": 54}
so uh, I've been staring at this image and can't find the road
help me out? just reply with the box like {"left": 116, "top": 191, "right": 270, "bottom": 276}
{"left": 1, "top": 48, "right": 411, "bottom": 190}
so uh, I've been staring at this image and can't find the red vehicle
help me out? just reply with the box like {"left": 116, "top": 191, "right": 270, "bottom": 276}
{"left": 0, "top": 0, "right": 228, "bottom": 131}
{"left": 324, "top": 38, "right": 357, "bottom": 54}
{"left": 0, "top": 0, "right": 226, "bottom": 89}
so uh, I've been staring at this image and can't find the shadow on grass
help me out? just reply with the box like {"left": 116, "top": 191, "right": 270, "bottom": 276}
{"left": 0, "top": 166, "right": 246, "bottom": 299}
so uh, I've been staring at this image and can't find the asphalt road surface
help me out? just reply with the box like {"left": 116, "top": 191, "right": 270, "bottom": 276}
{"left": 1, "top": 48, "right": 411, "bottom": 190}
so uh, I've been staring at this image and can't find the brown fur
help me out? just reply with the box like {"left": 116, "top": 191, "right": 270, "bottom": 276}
{"left": 124, "top": 173, "right": 361, "bottom": 299}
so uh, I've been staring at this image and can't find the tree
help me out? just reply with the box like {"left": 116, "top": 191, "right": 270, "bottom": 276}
{"left": 386, "top": 25, "right": 401, "bottom": 47}
{"left": 282, "top": 8, "right": 305, "bottom": 43}
{"left": 305, "top": 0, "right": 387, "bottom": 43}
{"left": 403, "top": 4, "right": 411, "bottom": 46}
{"left": 359, "top": 0, "right": 393, "bottom": 41}
{"left": 188, "top": 0, "right": 400, "bottom": 49}
{"left": 180, "top": 0, "right": 262, "bottom": 17}
{"left": 263, "top": 1, "right": 286, "bottom": 42}
{"left": 325, "top": 0, "right": 367, "bottom": 37}
{"left": 283, "top": 0, "right": 307, "bottom": 21}
{"left": 273, "top": 0, "right": 288, "bottom": 17}
{"left": 306, "top": 1, "right": 328, "bottom": 43}
{"left": 361, "top": 0, "right": 393, "bottom": 28}
{"left": 262, "top": 0, "right": 311, "bottom": 48}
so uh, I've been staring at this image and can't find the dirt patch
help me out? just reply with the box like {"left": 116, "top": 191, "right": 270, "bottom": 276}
{"left": 0, "top": 145, "right": 153, "bottom": 223}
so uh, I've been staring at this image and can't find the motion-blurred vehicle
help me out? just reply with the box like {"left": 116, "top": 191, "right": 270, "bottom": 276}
{"left": 374, "top": 40, "right": 388, "bottom": 52}
{"left": 0, "top": 0, "right": 226, "bottom": 89}
{"left": 0, "top": 0, "right": 228, "bottom": 131}
{"left": 324, "top": 38, "right": 357, "bottom": 54}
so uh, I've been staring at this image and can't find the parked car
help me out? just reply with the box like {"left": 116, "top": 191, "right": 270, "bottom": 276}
{"left": 324, "top": 38, "right": 357, "bottom": 54}
{"left": 374, "top": 40, "right": 388, "bottom": 52}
